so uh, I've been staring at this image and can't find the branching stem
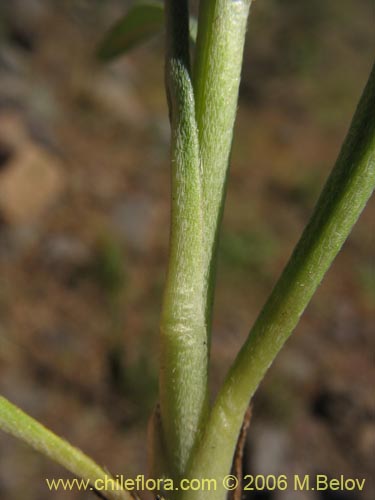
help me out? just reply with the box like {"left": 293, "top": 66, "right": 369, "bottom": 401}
{"left": 183, "top": 62, "right": 375, "bottom": 500}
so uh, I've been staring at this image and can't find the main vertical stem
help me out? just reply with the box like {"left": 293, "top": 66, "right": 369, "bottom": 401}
{"left": 194, "top": 0, "right": 253, "bottom": 328}
{"left": 160, "top": 0, "right": 208, "bottom": 480}
{"left": 158, "top": 0, "right": 253, "bottom": 483}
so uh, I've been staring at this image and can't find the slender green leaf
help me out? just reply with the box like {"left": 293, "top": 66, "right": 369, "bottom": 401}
{"left": 97, "top": 2, "right": 164, "bottom": 61}
{"left": 97, "top": 1, "right": 198, "bottom": 61}
{"left": 0, "top": 396, "right": 131, "bottom": 500}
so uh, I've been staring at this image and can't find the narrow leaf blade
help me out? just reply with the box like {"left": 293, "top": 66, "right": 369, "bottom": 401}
{"left": 97, "top": 2, "right": 164, "bottom": 61}
{"left": 0, "top": 396, "right": 131, "bottom": 500}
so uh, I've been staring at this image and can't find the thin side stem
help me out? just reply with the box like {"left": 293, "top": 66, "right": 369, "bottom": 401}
{"left": 183, "top": 62, "right": 375, "bottom": 500}
{"left": 0, "top": 396, "right": 131, "bottom": 500}
{"left": 193, "top": 0, "right": 252, "bottom": 329}
{"left": 160, "top": 0, "right": 208, "bottom": 478}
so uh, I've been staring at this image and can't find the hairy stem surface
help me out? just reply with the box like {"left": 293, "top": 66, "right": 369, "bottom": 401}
{"left": 194, "top": 0, "right": 252, "bottom": 328}
{"left": 160, "top": 0, "right": 207, "bottom": 478}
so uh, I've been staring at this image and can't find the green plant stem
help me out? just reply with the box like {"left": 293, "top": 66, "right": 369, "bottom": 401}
{"left": 183, "top": 62, "right": 375, "bottom": 500}
{"left": 0, "top": 396, "right": 131, "bottom": 500}
{"left": 160, "top": 0, "right": 208, "bottom": 479}
{"left": 193, "top": 0, "right": 252, "bottom": 328}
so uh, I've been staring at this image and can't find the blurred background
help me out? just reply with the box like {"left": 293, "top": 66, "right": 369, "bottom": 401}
{"left": 0, "top": 0, "right": 374, "bottom": 499}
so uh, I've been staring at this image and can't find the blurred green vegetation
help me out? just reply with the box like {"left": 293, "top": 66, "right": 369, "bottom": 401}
{"left": 91, "top": 234, "right": 126, "bottom": 301}
{"left": 358, "top": 262, "right": 375, "bottom": 302}
{"left": 219, "top": 228, "right": 279, "bottom": 283}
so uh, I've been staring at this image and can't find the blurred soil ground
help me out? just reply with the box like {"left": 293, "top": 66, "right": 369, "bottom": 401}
{"left": 0, "top": 1, "right": 374, "bottom": 499}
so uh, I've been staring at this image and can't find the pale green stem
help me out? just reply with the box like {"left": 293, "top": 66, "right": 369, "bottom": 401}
{"left": 0, "top": 396, "right": 131, "bottom": 500}
{"left": 193, "top": 0, "right": 252, "bottom": 328}
{"left": 183, "top": 62, "right": 375, "bottom": 500}
{"left": 160, "top": 0, "right": 208, "bottom": 478}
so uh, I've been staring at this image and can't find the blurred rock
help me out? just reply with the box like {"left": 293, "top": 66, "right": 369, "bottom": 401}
{"left": 73, "top": 64, "right": 147, "bottom": 128}
{"left": 0, "top": 141, "right": 65, "bottom": 224}
{"left": 0, "top": 113, "right": 28, "bottom": 146}
{"left": 278, "top": 348, "right": 315, "bottom": 383}
{"left": 251, "top": 425, "right": 290, "bottom": 476}
{"left": 358, "top": 423, "right": 375, "bottom": 462}
{"left": 111, "top": 195, "right": 157, "bottom": 253}
{"left": 36, "top": 233, "right": 92, "bottom": 287}
{"left": 0, "top": 45, "right": 29, "bottom": 77}
{"left": 3, "top": 0, "right": 46, "bottom": 25}
{"left": 42, "top": 234, "right": 90, "bottom": 268}
{"left": 330, "top": 301, "right": 362, "bottom": 344}
{"left": 0, "top": 224, "right": 40, "bottom": 259}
